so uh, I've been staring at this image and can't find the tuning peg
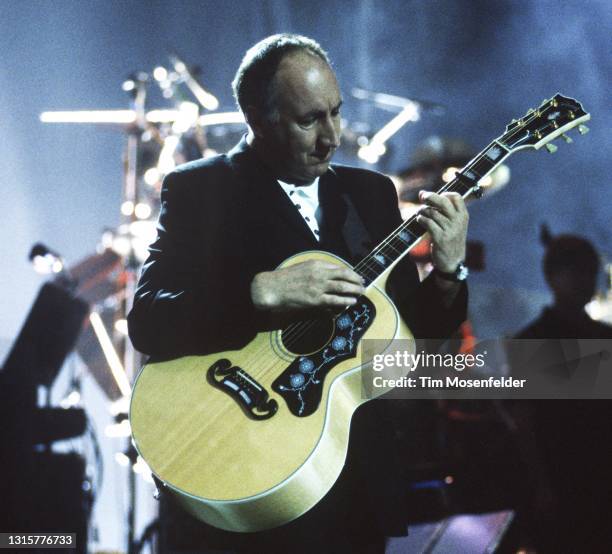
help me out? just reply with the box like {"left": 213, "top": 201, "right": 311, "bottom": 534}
{"left": 561, "top": 134, "right": 573, "bottom": 144}
{"left": 578, "top": 124, "right": 590, "bottom": 135}
{"left": 545, "top": 143, "right": 558, "bottom": 153}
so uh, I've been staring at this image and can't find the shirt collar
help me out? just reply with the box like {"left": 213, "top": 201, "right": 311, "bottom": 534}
{"left": 277, "top": 177, "right": 320, "bottom": 201}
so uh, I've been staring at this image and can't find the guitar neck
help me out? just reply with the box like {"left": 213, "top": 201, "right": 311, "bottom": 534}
{"left": 354, "top": 139, "right": 511, "bottom": 285}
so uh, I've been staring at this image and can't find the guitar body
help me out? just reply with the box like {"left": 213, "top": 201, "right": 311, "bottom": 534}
{"left": 130, "top": 250, "right": 413, "bottom": 532}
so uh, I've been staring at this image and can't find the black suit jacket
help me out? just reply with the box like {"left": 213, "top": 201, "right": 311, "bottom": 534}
{"left": 127, "top": 138, "right": 467, "bottom": 539}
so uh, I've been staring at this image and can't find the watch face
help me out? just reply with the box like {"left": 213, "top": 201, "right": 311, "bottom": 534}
{"left": 456, "top": 263, "right": 469, "bottom": 281}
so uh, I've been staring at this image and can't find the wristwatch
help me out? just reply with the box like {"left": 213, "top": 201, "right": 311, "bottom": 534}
{"left": 433, "top": 261, "right": 469, "bottom": 282}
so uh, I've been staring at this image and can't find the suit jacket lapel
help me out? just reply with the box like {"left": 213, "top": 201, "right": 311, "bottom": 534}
{"left": 321, "top": 167, "right": 374, "bottom": 263}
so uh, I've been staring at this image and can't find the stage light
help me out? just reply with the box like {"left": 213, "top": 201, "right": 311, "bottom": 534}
{"left": 111, "top": 235, "right": 131, "bottom": 257}
{"left": 143, "top": 167, "right": 160, "bottom": 186}
{"left": 357, "top": 102, "right": 420, "bottom": 164}
{"left": 41, "top": 109, "right": 245, "bottom": 127}
{"left": 358, "top": 142, "right": 386, "bottom": 164}
{"left": 100, "top": 231, "right": 114, "bottom": 250}
{"left": 60, "top": 390, "right": 81, "bottom": 409}
{"left": 442, "top": 166, "right": 460, "bottom": 183}
{"left": 32, "top": 253, "right": 63, "bottom": 274}
{"left": 153, "top": 66, "right": 168, "bottom": 81}
{"left": 114, "top": 318, "right": 129, "bottom": 336}
{"left": 172, "top": 101, "right": 199, "bottom": 134}
{"left": 105, "top": 419, "right": 131, "bottom": 438}
{"left": 109, "top": 396, "right": 130, "bottom": 417}
{"left": 29, "top": 243, "right": 65, "bottom": 275}
{"left": 40, "top": 110, "right": 137, "bottom": 124}
{"left": 158, "top": 135, "right": 180, "bottom": 174}
{"left": 121, "top": 201, "right": 134, "bottom": 216}
{"left": 490, "top": 164, "right": 510, "bottom": 189}
{"left": 114, "top": 452, "right": 130, "bottom": 467}
{"left": 586, "top": 298, "right": 608, "bottom": 321}
{"left": 89, "top": 311, "right": 131, "bottom": 398}
{"left": 134, "top": 203, "right": 152, "bottom": 220}
{"left": 373, "top": 103, "right": 420, "bottom": 144}
{"left": 132, "top": 456, "right": 155, "bottom": 483}
{"left": 145, "top": 109, "right": 179, "bottom": 123}
{"left": 198, "top": 111, "right": 245, "bottom": 126}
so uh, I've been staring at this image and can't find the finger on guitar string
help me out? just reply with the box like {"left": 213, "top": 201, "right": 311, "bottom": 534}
{"left": 416, "top": 206, "right": 447, "bottom": 233}
{"left": 329, "top": 265, "right": 365, "bottom": 285}
{"left": 419, "top": 190, "right": 461, "bottom": 217}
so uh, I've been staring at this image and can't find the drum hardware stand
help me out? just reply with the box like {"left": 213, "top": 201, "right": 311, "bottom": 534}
{"left": 39, "top": 56, "right": 224, "bottom": 554}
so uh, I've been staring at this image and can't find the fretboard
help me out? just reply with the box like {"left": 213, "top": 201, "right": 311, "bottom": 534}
{"left": 354, "top": 140, "right": 510, "bottom": 285}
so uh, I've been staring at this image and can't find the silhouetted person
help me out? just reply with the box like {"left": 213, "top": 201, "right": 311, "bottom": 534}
{"left": 517, "top": 227, "right": 612, "bottom": 340}
{"left": 515, "top": 227, "right": 612, "bottom": 553}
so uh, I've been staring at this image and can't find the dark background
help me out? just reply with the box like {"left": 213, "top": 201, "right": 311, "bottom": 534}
{"left": 1, "top": 0, "right": 610, "bottom": 341}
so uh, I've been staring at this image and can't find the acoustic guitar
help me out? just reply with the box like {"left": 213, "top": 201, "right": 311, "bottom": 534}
{"left": 130, "top": 94, "right": 589, "bottom": 532}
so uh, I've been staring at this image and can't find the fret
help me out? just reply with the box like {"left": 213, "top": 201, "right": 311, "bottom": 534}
{"left": 352, "top": 139, "right": 512, "bottom": 285}
{"left": 356, "top": 265, "right": 378, "bottom": 284}
{"left": 484, "top": 142, "right": 507, "bottom": 161}
{"left": 405, "top": 219, "right": 426, "bottom": 238}
{"left": 381, "top": 240, "right": 402, "bottom": 256}
{"left": 372, "top": 253, "right": 390, "bottom": 268}
{"left": 397, "top": 228, "right": 417, "bottom": 244}
{"left": 450, "top": 173, "right": 477, "bottom": 195}
{"left": 356, "top": 219, "right": 426, "bottom": 285}
{"left": 387, "top": 236, "right": 407, "bottom": 254}
{"left": 471, "top": 157, "right": 495, "bottom": 178}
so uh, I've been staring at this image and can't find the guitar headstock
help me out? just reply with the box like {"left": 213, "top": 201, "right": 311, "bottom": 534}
{"left": 500, "top": 94, "right": 590, "bottom": 152}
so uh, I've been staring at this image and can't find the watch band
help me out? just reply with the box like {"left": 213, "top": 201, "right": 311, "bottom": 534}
{"left": 433, "top": 262, "right": 469, "bottom": 282}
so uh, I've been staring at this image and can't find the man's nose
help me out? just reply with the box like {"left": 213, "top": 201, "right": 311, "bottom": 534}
{"left": 319, "top": 115, "right": 341, "bottom": 148}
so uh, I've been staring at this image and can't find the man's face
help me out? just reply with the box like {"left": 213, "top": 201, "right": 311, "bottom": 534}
{"left": 255, "top": 52, "right": 342, "bottom": 184}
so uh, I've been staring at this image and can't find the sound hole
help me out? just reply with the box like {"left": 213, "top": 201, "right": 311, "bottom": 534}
{"left": 280, "top": 317, "right": 335, "bottom": 355}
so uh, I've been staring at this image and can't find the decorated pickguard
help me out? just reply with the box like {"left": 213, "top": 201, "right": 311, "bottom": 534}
{"left": 272, "top": 298, "right": 376, "bottom": 417}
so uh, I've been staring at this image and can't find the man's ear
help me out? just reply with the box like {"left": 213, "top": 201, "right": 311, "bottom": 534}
{"left": 244, "top": 106, "right": 268, "bottom": 139}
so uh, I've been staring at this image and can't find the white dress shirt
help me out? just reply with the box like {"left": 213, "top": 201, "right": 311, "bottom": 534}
{"left": 277, "top": 177, "right": 322, "bottom": 241}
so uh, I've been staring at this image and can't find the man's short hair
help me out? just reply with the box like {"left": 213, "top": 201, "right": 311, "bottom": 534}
{"left": 232, "top": 34, "right": 331, "bottom": 120}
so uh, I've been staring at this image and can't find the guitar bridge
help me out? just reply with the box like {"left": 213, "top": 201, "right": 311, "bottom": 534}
{"left": 207, "top": 359, "right": 278, "bottom": 420}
